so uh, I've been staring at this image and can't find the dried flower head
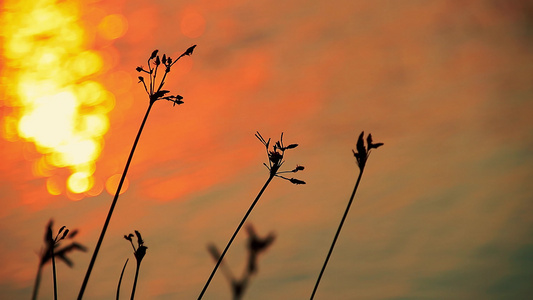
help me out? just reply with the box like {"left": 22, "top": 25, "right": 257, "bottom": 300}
{"left": 255, "top": 131, "right": 306, "bottom": 184}
{"left": 207, "top": 224, "right": 275, "bottom": 300}
{"left": 125, "top": 230, "right": 148, "bottom": 264}
{"left": 136, "top": 45, "right": 197, "bottom": 105}
{"left": 39, "top": 220, "right": 87, "bottom": 267}
{"left": 246, "top": 225, "right": 275, "bottom": 274}
{"left": 124, "top": 233, "right": 134, "bottom": 242}
{"left": 352, "top": 131, "right": 383, "bottom": 170}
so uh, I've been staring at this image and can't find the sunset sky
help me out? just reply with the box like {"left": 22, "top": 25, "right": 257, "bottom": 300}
{"left": 1, "top": 0, "right": 532, "bottom": 299}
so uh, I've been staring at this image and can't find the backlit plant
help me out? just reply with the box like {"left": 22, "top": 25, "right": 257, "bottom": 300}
{"left": 198, "top": 132, "right": 305, "bottom": 299}
{"left": 32, "top": 220, "right": 86, "bottom": 300}
{"left": 78, "top": 45, "right": 197, "bottom": 299}
{"left": 310, "top": 131, "right": 383, "bottom": 299}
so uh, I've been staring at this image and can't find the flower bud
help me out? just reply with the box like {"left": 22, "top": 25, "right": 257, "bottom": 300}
{"left": 150, "top": 49, "right": 158, "bottom": 59}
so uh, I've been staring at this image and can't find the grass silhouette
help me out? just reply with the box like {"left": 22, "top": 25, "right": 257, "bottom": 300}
{"left": 77, "top": 45, "right": 196, "bottom": 299}
{"left": 116, "top": 258, "right": 129, "bottom": 300}
{"left": 198, "top": 132, "right": 305, "bottom": 299}
{"left": 310, "top": 131, "right": 383, "bottom": 299}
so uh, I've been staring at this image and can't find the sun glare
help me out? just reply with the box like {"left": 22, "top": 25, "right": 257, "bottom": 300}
{"left": 1, "top": 0, "right": 126, "bottom": 199}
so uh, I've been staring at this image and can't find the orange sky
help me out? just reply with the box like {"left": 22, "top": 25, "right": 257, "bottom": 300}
{"left": 1, "top": 0, "right": 533, "bottom": 299}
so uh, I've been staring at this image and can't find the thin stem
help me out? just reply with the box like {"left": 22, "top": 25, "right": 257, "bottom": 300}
{"left": 116, "top": 259, "right": 129, "bottom": 300}
{"left": 155, "top": 71, "right": 169, "bottom": 94}
{"left": 198, "top": 174, "right": 275, "bottom": 299}
{"left": 310, "top": 167, "right": 365, "bottom": 299}
{"left": 155, "top": 54, "right": 188, "bottom": 94}
{"left": 141, "top": 81, "right": 149, "bottom": 95}
{"left": 151, "top": 64, "right": 158, "bottom": 95}
{"left": 147, "top": 59, "right": 153, "bottom": 87}
{"left": 51, "top": 245, "right": 57, "bottom": 300}
{"left": 129, "top": 241, "right": 136, "bottom": 252}
{"left": 31, "top": 264, "right": 43, "bottom": 300}
{"left": 130, "top": 262, "right": 141, "bottom": 300}
{"left": 78, "top": 102, "right": 154, "bottom": 299}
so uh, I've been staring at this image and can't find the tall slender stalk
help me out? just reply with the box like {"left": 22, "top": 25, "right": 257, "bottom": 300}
{"left": 123, "top": 231, "right": 147, "bottom": 300}
{"left": 51, "top": 245, "right": 58, "bottom": 300}
{"left": 78, "top": 45, "right": 195, "bottom": 299}
{"left": 198, "top": 132, "right": 305, "bottom": 299}
{"left": 310, "top": 131, "right": 382, "bottom": 299}
{"left": 198, "top": 174, "right": 274, "bottom": 299}
{"left": 130, "top": 261, "right": 141, "bottom": 300}
{"left": 33, "top": 221, "right": 75, "bottom": 300}
{"left": 310, "top": 169, "right": 364, "bottom": 299}
{"left": 78, "top": 102, "right": 154, "bottom": 299}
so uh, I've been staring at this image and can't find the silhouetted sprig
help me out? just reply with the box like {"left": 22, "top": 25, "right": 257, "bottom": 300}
{"left": 136, "top": 45, "right": 196, "bottom": 106}
{"left": 123, "top": 230, "right": 148, "bottom": 300}
{"left": 124, "top": 231, "right": 147, "bottom": 265}
{"left": 255, "top": 131, "right": 306, "bottom": 185}
{"left": 207, "top": 224, "right": 275, "bottom": 300}
{"left": 352, "top": 132, "right": 384, "bottom": 170}
{"left": 198, "top": 132, "right": 304, "bottom": 299}
{"left": 245, "top": 225, "right": 275, "bottom": 275}
{"left": 311, "top": 131, "right": 383, "bottom": 299}
{"left": 79, "top": 45, "right": 197, "bottom": 299}
{"left": 32, "top": 220, "right": 86, "bottom": 300}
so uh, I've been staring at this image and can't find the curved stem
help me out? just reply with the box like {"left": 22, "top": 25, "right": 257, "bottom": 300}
{"left": 116, "top": 259, "right": 129, "bottom": 300}
{"left": 310, "top": 167, "right": 365, "bottom": 299}
{"left": 78, "top": 102, "right": 154, "bottom": 299}
{"left": 198, "top": 174, "right": 275, "bottom": 299}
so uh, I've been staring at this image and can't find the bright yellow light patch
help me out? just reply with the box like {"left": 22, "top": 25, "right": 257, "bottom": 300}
{"left": 68, "top": 172, "right": 93, "bottom": 194}
{"left": 71, "top": 50, "right": 104, "bottom": 77}
{"left": 18, "top": 91, "right": 77, "bottom": 148}
{"left": 1, "top": 0, "right": 118, "bottom": 199}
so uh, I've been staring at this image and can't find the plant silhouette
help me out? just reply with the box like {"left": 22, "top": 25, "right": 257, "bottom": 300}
{"left": 32, "top": 220, "right": 86, "bottom": 300}
{"left": 246, "top": 225, "right": 275, "bottom": 275}
{"left": 310, "top": 131, "right": 383, "bottom": 299}
{"left": 77, "top": 45, "right": 196, "bottom": 299}
{"left": 198, "top": 132, "right": 305, "bottom": 299}
{"left": 207, "top": 224, "right": 275, "bottom": 300}
{"left": 23, "top": 38, "right": 387, "bottom": 299}
{"left": 122, "top": 231, "right": 148, "bottom": 300}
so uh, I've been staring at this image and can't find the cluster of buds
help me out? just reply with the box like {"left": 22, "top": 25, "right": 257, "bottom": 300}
{"left": 136, "top": 45, "right": 196, "bottom": 105}
{"left": 124, "top": 230, "right": 147, "bottom": 264}
{"left": 245, "top": 225, "right": 275, "bottom": 274}
{"left": 255, "top": 131, "right": 306, "bottom": 184}
{"left": 40, "top": 220, "right": 87, "bottom": 267}
{"left": 207, "top": 224, "right": 275, "bottom": 300}
{"left": 352, "top": 131, "right": 383, "bottom": 170}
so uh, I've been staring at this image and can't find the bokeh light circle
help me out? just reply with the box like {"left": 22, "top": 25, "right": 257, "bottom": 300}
{"left": 97, "top": 14, "right": 128, "bottom": 40}
{"left": 68, "top": 171, "right": 92, "bottom": 194}
{"left": 106, "top": 173, "right": 129, "bottom": 195}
